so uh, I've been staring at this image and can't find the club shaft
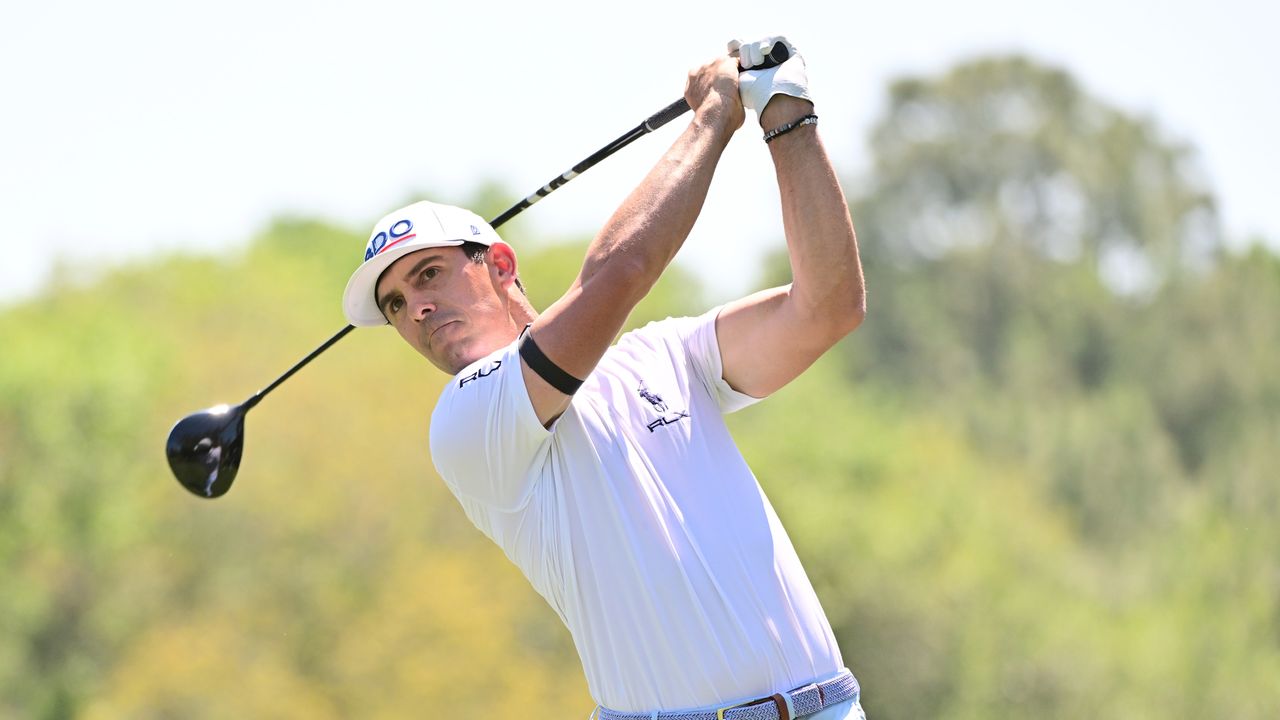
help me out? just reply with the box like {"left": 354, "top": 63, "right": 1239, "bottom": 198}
{"left": 484, "top": 44, "right": 789, "bottom": 228}
{"left": 488, "top": 98, "right": 691, "bottom": 228}
{"left": 243, "top": 324, "right": 356, "bottom": 410}
{"left": 243, "top": 44, "right": 794, "bottom": 403}
{"left": 245, "top": 98, "right": 697, "bottom": 404}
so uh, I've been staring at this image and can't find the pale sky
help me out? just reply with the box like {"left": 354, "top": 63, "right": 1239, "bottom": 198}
{"left": 1, "top": 0, "right": 1274, "bottom": 305}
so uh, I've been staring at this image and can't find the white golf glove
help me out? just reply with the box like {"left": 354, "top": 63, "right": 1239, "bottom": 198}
{"left": 728, "top": 36, "right": 812, "bottom": 119}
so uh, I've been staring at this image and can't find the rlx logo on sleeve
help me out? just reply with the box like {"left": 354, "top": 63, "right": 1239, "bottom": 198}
{"left": 459, "top": 360, "right": 502, "bottom": 388}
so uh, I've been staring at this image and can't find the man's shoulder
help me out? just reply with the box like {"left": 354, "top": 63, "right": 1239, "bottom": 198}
{"left": 428, "top": 334, "right": 552, "bottom": 495}
{"left": 441, "top": 339, "right": 519, "bottom": 395}
{"left": 430, "top": 338, "right": 521, "bottom": 436}
{"left": 616, "top": 309, "right": 718, "bottom": 349}
{"left": 607, "top": 308, "right": 725, "bottom": 369}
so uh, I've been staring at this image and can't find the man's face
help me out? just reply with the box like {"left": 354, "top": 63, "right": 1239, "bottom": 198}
{"left": 374, "top": 245, "right": 518, "bottom": 375}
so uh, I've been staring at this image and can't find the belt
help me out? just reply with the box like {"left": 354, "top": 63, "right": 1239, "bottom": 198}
{"left": 596, "top": 670, "right": 859, "bottom": 720}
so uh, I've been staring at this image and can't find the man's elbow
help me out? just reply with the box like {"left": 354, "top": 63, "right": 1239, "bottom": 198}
{"left": 821, "top": 278, "right": 867, "bottom": 337}
{"left": 833, "top": 292, "right": 866, "bottom": 337}
{"left": 791, "top": 283, "right": 866, "bottom": 341}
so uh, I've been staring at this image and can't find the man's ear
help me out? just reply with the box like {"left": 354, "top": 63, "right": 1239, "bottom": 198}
{"left": 486, "top": 241, "right": 519, "bottom": 289}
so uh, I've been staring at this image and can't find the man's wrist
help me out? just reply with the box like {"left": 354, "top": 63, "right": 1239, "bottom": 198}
{"left": 692, "top": 98, "right": 743, "bottom": 144}
{"left": 759, "top": 95, "right": 816, "bottom": 130}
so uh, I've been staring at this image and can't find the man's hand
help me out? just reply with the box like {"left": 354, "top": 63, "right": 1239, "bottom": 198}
{"left": 683, "top": 56, "right": 745, "bottom": 139}
{"left": 729, "top": 36, "right": 813, "bottom": 124}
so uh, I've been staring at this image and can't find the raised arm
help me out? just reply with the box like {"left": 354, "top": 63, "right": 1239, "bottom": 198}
{"left": 715, "top": 41, "right": 866, "bottom": 398}
{"left": 522, "top": 56, "right": 745, "bottom": 426}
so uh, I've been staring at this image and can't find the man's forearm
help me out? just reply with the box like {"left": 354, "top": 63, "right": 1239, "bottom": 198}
{"left": 763, "top": 97, "right": 866, "bottom": 328}
{"left": 578, "top": 109, "right": 735, "bottom": 306}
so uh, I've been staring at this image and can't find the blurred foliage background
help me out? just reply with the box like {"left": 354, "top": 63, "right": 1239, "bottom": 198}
{"left": 2, "top": 55, "right": 1277, "bottom": 719}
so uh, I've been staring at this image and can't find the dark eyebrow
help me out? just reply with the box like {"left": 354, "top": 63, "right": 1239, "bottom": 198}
{"left": 377, "top": 253, "right": 447, "bottom": 313}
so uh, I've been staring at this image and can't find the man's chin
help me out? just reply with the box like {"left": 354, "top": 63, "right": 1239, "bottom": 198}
{"left": 424, "top": 349, "right": 465, "bottom": 376}
{"left": 423, "top": 332, "right": 513, "bottom": 375}
{"left": 429, "top": 343, "right": 483, "bottom": 376}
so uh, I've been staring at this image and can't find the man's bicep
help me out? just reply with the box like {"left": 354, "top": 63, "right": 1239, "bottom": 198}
{"left": 715, "top": 285, "right": 850, "bottom": 398}
{"left": 523, "top": 273, "right": 639, "bottom": 426}
{"left": 521, "top": 355, "right": 573, "bottom": 428}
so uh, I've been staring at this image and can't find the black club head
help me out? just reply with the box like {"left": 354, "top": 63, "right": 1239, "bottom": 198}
{"left": 165, "top": 403, "right": 247, "bottom": 499}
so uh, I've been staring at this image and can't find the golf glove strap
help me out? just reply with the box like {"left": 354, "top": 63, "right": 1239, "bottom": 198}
{"left": 729, "top": 36, "right": 812, "bottom": 119}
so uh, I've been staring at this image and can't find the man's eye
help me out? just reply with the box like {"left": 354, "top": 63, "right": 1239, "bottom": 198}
{"left": 389, "top": 298, "right": 404, "bottom": 314}
{"left": 422, "top": 267, "right": 439, "bottom": 281}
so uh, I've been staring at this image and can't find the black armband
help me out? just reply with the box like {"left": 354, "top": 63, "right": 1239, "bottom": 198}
{"left": 519, "top": 326, "right": 584, "bottom": 395}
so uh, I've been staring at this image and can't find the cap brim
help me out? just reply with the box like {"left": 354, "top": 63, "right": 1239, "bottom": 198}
{"left": 341, "top": 239, "right": 466, "bottom": 327}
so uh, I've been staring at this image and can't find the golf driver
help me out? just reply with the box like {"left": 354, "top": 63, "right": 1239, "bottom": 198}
{"left": 166, "top": 45, "right": 790, "bottom": 498}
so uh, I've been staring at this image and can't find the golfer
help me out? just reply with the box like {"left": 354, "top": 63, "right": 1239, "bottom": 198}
{"left": 343, "top": 37, "right": 867, "bottom": 720}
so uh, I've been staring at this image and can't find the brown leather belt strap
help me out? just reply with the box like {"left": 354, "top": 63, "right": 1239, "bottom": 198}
{"left": 769, "top": 693, "right": 790, "bottom": 720}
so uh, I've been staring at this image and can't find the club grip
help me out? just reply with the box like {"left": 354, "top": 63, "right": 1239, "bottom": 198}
{"left": 643, "top": 44, "right": 793, "bottom": 131}
{"left": 739, "top": 42, "right": 791, "bottom": 72}
{"left": 644, "top": 98, "right": 692, "bottom": 131}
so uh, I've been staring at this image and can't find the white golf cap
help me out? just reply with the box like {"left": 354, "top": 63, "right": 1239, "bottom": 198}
{"left": 342, "top": 200, "right": 500, "bottom": 326}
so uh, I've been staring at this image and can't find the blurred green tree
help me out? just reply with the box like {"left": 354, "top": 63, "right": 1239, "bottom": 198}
{"left": 855, "top": 55, "right": 1220, "bottom": 282}
{"left": 799, "top": 55, "right": 1277, "bottom": 549}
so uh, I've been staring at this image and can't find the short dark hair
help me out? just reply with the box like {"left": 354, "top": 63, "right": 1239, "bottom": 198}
{"left": 460, "top": 241, "right": 526, "bottom": 295}
{"left": 459, "top": 241, "right": 488, "bottom": 263}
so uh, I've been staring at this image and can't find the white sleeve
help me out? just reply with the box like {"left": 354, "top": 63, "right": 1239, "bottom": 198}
{"left": 428, "top": 340, "right": 552, "bottom": 511}
{"left": 677, "top": 305, "right": 767, "bottom": 414}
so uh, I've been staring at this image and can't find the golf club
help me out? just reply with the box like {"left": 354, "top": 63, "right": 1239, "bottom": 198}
{"left": 166, "top": 45, "right": 790, "bottom": 498}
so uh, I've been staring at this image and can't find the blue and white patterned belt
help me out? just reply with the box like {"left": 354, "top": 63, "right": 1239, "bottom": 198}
{"left": 595, "top": 669, "right": 859, "bottom": 720}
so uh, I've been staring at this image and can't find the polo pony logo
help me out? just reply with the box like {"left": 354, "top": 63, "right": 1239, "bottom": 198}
{"left": 637, "top": 386, "right": 668, "bottom": 413}
{"left": 638, "top": 384, "right": 688, "bottom": 433}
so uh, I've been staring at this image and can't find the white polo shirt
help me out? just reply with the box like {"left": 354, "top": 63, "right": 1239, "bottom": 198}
{"left": 429, "top": 307, "right": 844, "bottom": 712}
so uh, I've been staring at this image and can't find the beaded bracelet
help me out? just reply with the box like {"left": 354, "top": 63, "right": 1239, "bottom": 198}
{"left": 763, "top": 113, "right": 818, "bottom": 143}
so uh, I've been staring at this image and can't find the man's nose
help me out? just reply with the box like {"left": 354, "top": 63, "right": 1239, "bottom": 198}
{"left": 410, "top": 295, "right": 435, "bottom": 322}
